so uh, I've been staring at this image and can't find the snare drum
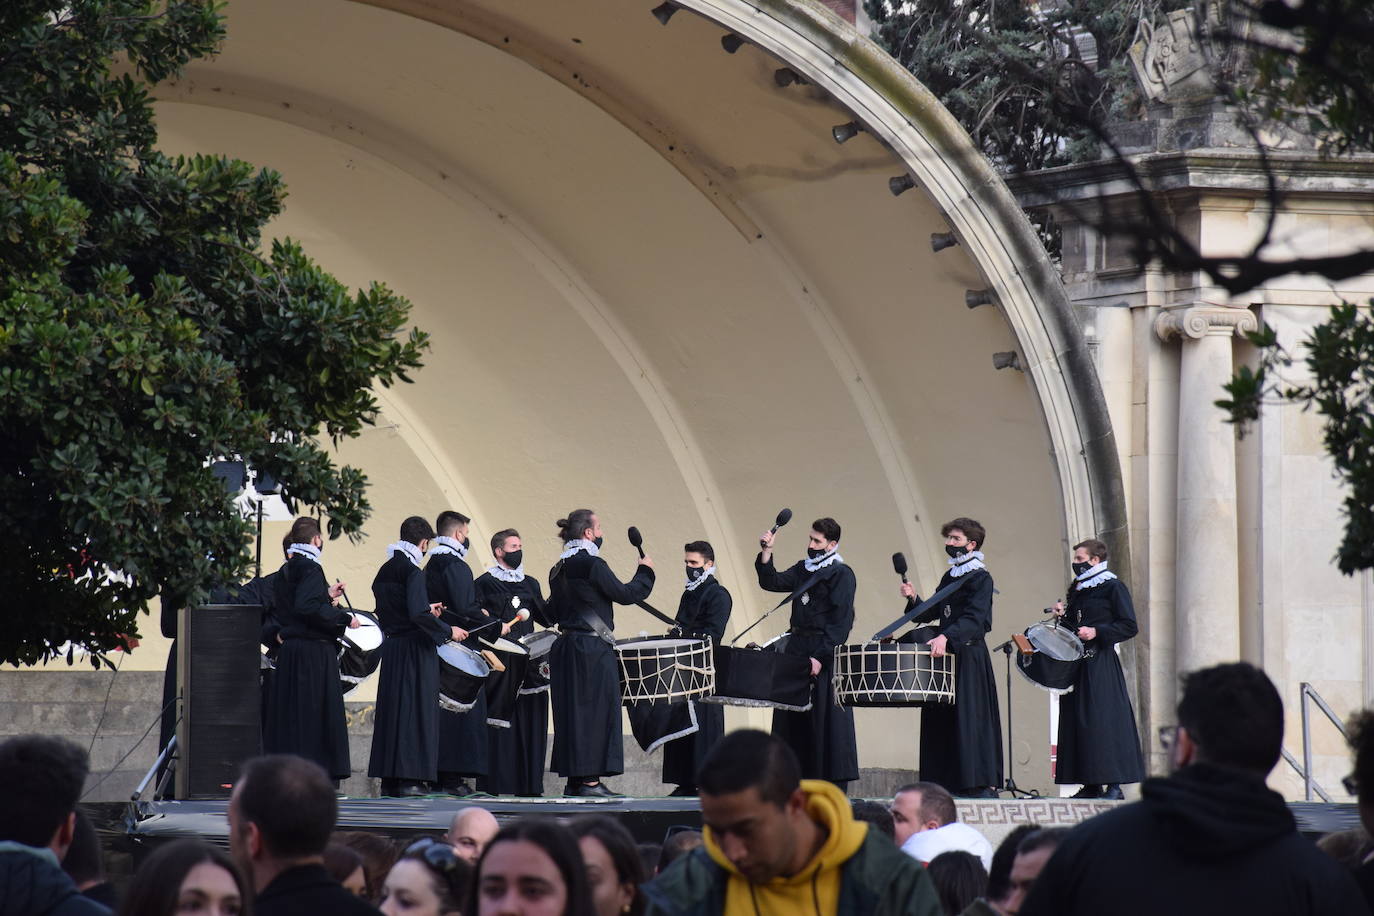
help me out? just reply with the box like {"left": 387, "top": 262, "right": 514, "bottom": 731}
{"left": 438, "top": 642, "right": 491, "bottom": 713}
{"left": 1016, "top": 621, "right": 1086, "bottom": 694}
{"left": 519, "top": 630, "right": 558, "bottom": 695}
{"left": 480, "top": 636, "right": 530, "bottom": 728}
{"left": 338, "top": 610, "right": 383, "bottom": 695}
{"left": 832, "top": 643, "right": 956, "bottom": 707}
{"left": 701, "top": 642, "right": 813, "bottom": 712}
{"left": 616, "top": 637, "right": 715, "bottom": 705}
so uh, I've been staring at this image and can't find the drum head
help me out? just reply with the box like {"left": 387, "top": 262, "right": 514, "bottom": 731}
{"left": 617, "top": 637, "right": 701, "bottom": 651}
{"left": 344, "top": 615, "right": 383, "bottom": 652}
{"left": 520, "top": 630, "right": 558, "bottom": 657}
{"left": 438, "top": 643, "right": 490, "bottom": 676}
{"left": 481, "top": 636, "right": 529, "bottom": 655}
{"left": 1025, "top": 622, "right": 1084, "bottom": 661}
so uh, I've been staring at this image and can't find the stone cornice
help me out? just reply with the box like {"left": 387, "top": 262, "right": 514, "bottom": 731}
{"left": 1155, "top": 305, "right": 1259, "bottom": 342}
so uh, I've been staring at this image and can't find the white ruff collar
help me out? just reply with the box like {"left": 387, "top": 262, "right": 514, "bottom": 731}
{"left": 387, "top": 541, "right": 423, "bottom": 567}
{"left": 560, "top": 538, "right": 600, "bottom": 559}
{"left": 684, "top": 565, "right": 716, "bottom": 591}
{"left": 287, "top": 543, "right": 321, "bottom": 564}
{"left": 948, "top": 550, "right": 986, "bottom": 577}
{"left": 429, "top": 535, "right": 468, "bottom": 560}
{"left": 1075, "top": 562, "right": 1117, "bottom": 590}
{"left": 487, "top": 563, "right": 525, "bottom": 583}
{"left": 803, "top": 549, "right": 843, "bottom": 573}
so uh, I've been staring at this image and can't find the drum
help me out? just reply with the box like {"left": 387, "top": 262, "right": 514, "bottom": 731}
{"left": 616, "top": 636, "right": 715, "bottom": 705}
{"left": 701, "top": 642, "right": 813, "bottom": 712}
{"left": 1016, "top": 621, "right": 1086, "bottom": 694}
{"left": 831, "top": 643, "right": 956, "bottom": 707}
{"left": 338, "top": 610, "right": 383, "bottom": 695}
{"left": 437, "top": 642, "right": 491, "bottom": 713}
{"left": 519, "top": 630, "right": 558, "bottom": 695}
{"left": 480, "top": 636, "right": 529, "bottom": 728}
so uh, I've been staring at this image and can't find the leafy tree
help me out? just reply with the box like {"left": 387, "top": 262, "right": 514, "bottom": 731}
{"left": 0, "top": 1, "right": 428, "bottom": 667}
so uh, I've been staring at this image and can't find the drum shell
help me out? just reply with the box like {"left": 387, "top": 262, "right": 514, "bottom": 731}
{"left": 519, "top": 630, "right": 558, "bottom": 694}
{"left": 832, "top": 643, "right": 956, "bottom": 708}
{"left": 438, "top": 643, "right": 490, "bottom": 713}
{"left": 338, "top": 610, "right": 383, "bottom": 695}
{"left": 702, "top": 644, "right": 812, "bottom": 712}
{"left": 616, "top": 637, "right": 715, "bottom": 705}
{"left": 481, "top": 636, "right": 530, "bottom": 727}
{"left": 1017, "top": 652, "right": 1079, "bottom": 693}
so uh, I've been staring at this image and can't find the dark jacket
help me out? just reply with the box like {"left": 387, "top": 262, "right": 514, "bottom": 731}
{"left": 1019, "top": 763, "right": 1371, "bottom": 916}
{"left": 0, "top": 844, "right": 111, "bottom": 916}
{"left": 255, "top": 864, "right": 381, "bottom": 916}
{"left": 642, "top": 824, "right": 940, "bottom": 916}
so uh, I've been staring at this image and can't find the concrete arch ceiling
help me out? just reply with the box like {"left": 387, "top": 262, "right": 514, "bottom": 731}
{"left": 153, "top": 0, "right": 1121, "bottom": 767}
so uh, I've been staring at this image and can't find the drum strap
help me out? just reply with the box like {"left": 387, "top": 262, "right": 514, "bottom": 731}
{"left": 550, "top": 561, "right": 618, "bottom": 646}
{"left": 633, "top": 599, "right": 678, "bottom": 629}
{"left": 871, "top": 575, "right": 974, "bottom": 641}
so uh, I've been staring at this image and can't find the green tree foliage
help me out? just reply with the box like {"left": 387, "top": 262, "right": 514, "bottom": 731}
{"left": 0, "top": 1, "right": 428, "bottom": 667}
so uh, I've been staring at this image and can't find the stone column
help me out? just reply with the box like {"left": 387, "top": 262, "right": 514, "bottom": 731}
{"left": 1155, "top": 305, "right": 1257, "bottom": 674}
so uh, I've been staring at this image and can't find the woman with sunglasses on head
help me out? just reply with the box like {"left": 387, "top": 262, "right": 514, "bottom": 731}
{"left": 380, "top": 837, "right": 472, "bottom": 916}
{"left": 470, "top": 818, "right": 597, "bottom": 916}
{"left": 119, "top": 838, "right": 251, "bottom": 916}
{"left": 567, "top": 816, "right": 644, "bottom": 916}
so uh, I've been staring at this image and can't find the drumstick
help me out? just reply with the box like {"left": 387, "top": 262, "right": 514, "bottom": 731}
{"left": 335, "top": 578, "right": 354, "bottom": 611}
{"left": 628, "top": 526, "right": 646, "bottom": 559}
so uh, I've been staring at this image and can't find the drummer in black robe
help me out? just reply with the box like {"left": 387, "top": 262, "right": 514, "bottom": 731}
{"left": 898, "top": 516, "right": 1003, "bottom": 797}
{"left": 263, "top": 516, "right": 356, "bottom": 783}
{"left": 547, "top": 508, "right": 656, "bottom": 797}
{"left": 426, "top": 510, "right": 494, "bottom": 797}
{"left": 660, "top": 540, "right": 732, "bottom": 795}
{"left": 368, "top": 516, "right": 467, "bottom": 798}
{"left": 1050, "top": 537, "right": 1144, "bottom": 800}
{"left": 475, "top": 528, "right": 551, "bottom": 797}
{"left": 756, "top": 517, "right": 859, "bottom": 790}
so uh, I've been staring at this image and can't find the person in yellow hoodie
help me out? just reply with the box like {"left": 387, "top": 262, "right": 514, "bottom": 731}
{"left": 642, "top": 730, "right": 941, "bottom": 916}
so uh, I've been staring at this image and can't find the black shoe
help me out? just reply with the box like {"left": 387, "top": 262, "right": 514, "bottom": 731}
{"left": 957, "top": 786, "right": 998, "bottom": 799}
{"left": 1071, "top": 785, "right": 1102, "bottom": 799}
{"left": 394, "top": 780, "right": 430, "bottom": 798}
{"left": 440, "top": 780, "right": 476, "bottom": 797}
{"left": 565, "top": 780, "right": 622, "bottom": 798}
{"left": 1100, "top": 784, "right": 1124, "bottom": 800}
{"left": 668, "top": 785, "right": 697, "bottom": 797}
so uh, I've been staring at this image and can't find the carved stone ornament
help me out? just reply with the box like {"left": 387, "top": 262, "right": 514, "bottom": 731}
{"left": 1155, "top": 305, "right": 1258, "bottom": 342}
{"left": 1129, "top": 9, "right": 1216, "bottom": 104}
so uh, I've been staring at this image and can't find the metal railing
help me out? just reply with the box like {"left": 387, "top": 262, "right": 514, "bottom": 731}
{"left": 1280, "top": 681, "right": 1349, "bottom": 803}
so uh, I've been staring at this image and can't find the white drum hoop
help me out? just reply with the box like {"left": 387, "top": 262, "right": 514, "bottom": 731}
{"left": 616, "top": 637, "right": 715, "bottom": 704}
{"left": 831, "top": 643, "right": 957, "bottom": 707}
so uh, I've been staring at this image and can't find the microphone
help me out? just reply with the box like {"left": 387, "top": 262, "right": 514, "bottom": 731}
{"left": 628, "top": 526, "right": 645, "bottom": 559}
{"left": 770, "top": 508, "right": 792, "bottom": 534}
{"left": 892, "top": 552, "right": 909, "bottom": 583}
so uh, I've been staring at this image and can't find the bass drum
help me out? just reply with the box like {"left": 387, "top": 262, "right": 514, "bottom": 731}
{"left": 1016, "top": 621, "right": 1086, "bottom": 694}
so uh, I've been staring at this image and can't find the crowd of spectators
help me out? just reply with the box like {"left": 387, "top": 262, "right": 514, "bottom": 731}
{"left": 5, "top": 661, "right": 1374, "bottom": 915}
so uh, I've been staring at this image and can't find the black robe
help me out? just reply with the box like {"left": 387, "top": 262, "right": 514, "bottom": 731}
{"left": 755, "top": 554, "right": 859, "bottom": 785}
{"left": 426, "top": 551, "right": 489, "bottom": 780}
{"left": 1055, "top": 575, "right": 1145, "bottom": 785}
{"left": 368, "top": 553, "right": 451, "bottom": 782}
{"left": 473, "top": 571, "right": 550, "bottom": 796}
{"left": 660, "top": 576, "right": 732, "bottom": 788}
{"left": 905, "top": 564, "right": 1003, "bottom": 792}
{"left": 547, "top": 550, "right": 656, "bottom": 780}
{"left": 263, "top": 556, "right": 351, "bottom": 780}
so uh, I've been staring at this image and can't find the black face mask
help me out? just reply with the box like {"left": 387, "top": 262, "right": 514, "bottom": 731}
{"left": 503, "top": 550, "right": 523, "bottom": 569}
{"left": 462, "top": 537, "right": 471, "bottom": 549}
{"left": 945, "top": 544, "right": 967, "bottom": 559}
{"left": 686, "top": 565, "right": 706, "bottom": 581}
{"left": 1072, "top": 561, "right": 1093, "bottom": 576}
{"left": 807, "top": 546, "right": 828, "bottom": 559}
{"left": 593, "top": 536, "right": 604, "bottom": 549}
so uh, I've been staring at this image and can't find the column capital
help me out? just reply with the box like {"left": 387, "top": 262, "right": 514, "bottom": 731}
{"left": 1155, "top": 305, "right": 1258, "bottom": 342}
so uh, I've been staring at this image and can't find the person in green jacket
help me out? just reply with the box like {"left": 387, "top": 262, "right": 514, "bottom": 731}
{"left": 642, "top": 730, "right": 941, "bottom": 916}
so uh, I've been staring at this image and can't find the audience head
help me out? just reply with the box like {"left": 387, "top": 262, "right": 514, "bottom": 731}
{"left": 890, "top": 782, "right": 955, "bottom": 846}
{"left": 926, "top": 850, "right": 988, "bottom": 916}
{"left": 1003, "top": 828, "right": 1068, "bottom": 915}
{"left": 381, "top": 837, "right": 470, "bottom": 916}
{"left": 655, "top": 829, "right": 703, "bottom": 874}
{"left": 635, "top": 844, "right": 661, "bottom": 882}
{"left": 324, "top": 842, "right": 368, "bottom": 898}
{"left": 334, "top": 830, "right": 402, "bottom": 903}
{"left": 983, "top": 823, "right": 1039, "bottom": 908}
{"left": 469, "top": 817, "right": 596, "bottom": 916}
{"left": 117, "top": 838, "right": 249, "bottom": 916}
{"left": 1172, "top": 662, "right": 1284, "bottom": 777}
{"left": 569, "top": 815, "right": 644, "bottom": 916}
{"left": 63, "top": 809, "right": 105, "bottom": 891}
{"left": 698, "top": 729, "right": 814, "bottom": 885}
{"left": 229, "top": 754, "right": 338, "bottom": 888}
{"left": 447, "top": 807, "right": 501, "bottom": 865}
{"left": 0, "top": 735, "right": 89, "bottom": 855}
{"left": 1347, "top": 708, "right": 1374, "bottom": 837}
{"left": 850, "top": 800, "right": 896, "bottom": 842}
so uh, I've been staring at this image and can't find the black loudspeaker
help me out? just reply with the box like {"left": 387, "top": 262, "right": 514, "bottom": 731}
{"left": 176, "top": 604, "right": 262, "bottom": 799}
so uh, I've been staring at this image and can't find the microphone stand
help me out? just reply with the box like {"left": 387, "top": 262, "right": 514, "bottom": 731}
{"left": 993, "top": 638, "right": 1040, "bottom": 799}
